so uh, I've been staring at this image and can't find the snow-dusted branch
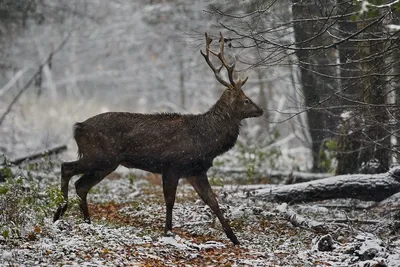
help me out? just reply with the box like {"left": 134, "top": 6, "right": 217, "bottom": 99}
{"left": 357, "top": 0, "right": 400, "bottom": 30}
{"left": 358, "top": 0, "right": 399, "bottom": 11}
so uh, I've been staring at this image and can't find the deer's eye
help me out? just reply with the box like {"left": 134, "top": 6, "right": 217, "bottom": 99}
{"left": 244, "top": 98, "right": 250, "bottom": 105}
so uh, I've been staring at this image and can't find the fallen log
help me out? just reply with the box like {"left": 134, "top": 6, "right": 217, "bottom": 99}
{"left": 252, "top": 168, "right": 400, "bottom": 204}
{"left": 211, "top": 167, "right": 330, "bottom": 183}
{"left": 10, "top": 144, "right": 67, "bottom": 165}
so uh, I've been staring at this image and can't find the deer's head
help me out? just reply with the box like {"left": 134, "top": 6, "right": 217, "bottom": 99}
{"left": 201, "top": 33, "right": 263, "bottom": 120}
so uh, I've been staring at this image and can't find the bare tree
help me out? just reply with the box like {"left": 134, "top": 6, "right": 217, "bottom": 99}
{"left": 206, "top": 0, "right": 400, "bottom": 174}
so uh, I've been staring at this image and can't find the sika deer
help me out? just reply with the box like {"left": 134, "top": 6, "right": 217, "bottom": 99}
{"left": 53, "top": 33, "right": 263, "bottom": 245}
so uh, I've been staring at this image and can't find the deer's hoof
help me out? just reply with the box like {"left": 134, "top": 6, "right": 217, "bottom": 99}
{"left": 232, "top": 238, "right": 240, "bottom": 245}
{"left": 53, "top": 203, "right": 68, "bottom": 222}
{"left": 228, "top": 234, "right": 240, "bottom": 245}
{"left": 53, "top": 211, "right": 61, "bottom": 222}
{"left": 83, "top": 218, "right": 91, "bottom": 224}
{"left": 164, "top": 230, "right": 175, "bottom": 237}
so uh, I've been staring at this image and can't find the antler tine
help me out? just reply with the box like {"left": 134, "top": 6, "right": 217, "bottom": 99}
{"left": 200, "top": 33, "right": 231, "bottom": 88}
{"left": 216, "top": 32, "right": 236, "bottom": 87}
{"left": 240, "top": 76, "right": 249, "bottom": 86}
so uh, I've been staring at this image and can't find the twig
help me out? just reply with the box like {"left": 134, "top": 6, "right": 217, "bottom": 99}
{"left": 0, "top": 32, "right": 72, "bottom": 128}
{"left": 319, "top": 204, "right": 375, "bottom": 210}
{"left": 325, "top": 219, "right": 380, "bottom": 225}
{"left": 0, "top": 68, "right": 27, "bottom": 98}
{"left": 275, "top": 203, "right": 328, "bottom": 232}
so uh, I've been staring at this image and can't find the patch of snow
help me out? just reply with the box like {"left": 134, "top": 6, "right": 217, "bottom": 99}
{"left": 2, "top": 250, "right": 13, "bottom": 261}
{"left": 296, "top": 204, "right": 329, "bottom": 214}
{"left": 230, "top": 204, "right": 253, "bottom": 219}
{"left": 159, "top": 235, "right": 193, "bottom": 250}
{"left": 159, "top": 235, "right": 226, "bottom": 251}
{"left": 386, "top": 24, "right": 400, "bottom": 31}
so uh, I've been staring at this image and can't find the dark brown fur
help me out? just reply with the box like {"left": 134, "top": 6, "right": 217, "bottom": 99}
{"left": 53, "top": 34, "right": 263, "bottom": 245}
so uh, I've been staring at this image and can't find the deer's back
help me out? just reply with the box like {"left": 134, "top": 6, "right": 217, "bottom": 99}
{"left": 73, "top": 112, "right": 235, "bottom": 175}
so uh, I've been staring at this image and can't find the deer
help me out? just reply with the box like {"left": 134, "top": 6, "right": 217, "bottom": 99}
{"left": 53, "top": 32, "right": 263, "bottom": 245}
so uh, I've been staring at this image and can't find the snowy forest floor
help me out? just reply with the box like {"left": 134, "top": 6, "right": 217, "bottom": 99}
{"left": 1, "top": 159, "right": 400, "bottom": 266}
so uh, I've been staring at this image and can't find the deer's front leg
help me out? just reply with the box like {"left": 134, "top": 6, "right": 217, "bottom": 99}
{"left": 187, "top": 174, "right": 239, "bottom": 245}
{"left": 162, "top": 172, "right": 179, "bottom": 236}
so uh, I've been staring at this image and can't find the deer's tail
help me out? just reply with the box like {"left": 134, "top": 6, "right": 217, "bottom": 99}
{"left": 73, "top": 123, "right": 84, "bottom": 159}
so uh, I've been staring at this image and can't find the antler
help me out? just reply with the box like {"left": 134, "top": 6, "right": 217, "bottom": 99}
{"left": 200, "top": 32, "right": 248, "bottom": 89}
{"left": 200, "top": 33, "right": 231, "bottom": 88}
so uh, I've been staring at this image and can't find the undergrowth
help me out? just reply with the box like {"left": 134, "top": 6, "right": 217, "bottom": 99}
{"left": 0, "top": 163, "right": 63, "bottom": 240}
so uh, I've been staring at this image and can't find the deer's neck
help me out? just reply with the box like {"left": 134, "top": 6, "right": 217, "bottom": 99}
{"left": 207, "top": 97, "right": 236, "bottom": 122}
{"left": 202, "top": 99, "right": 241, "bottom": 155}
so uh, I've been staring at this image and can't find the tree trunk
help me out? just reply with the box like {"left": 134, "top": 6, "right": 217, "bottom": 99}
{"left": 252, "top": 169, "right": 400, "bottom": 203}
{"left": 291, "top": 0, "right": 339, "bottom": 172}
{"left": 335, "top": 0, "right": 363, "bottom": 175}
{"left": 392, "top": 11, "right": 400, "bottom": 164}
{"left": 357, "top": 11, "right": 390, "bottom": 174}
{"left": 336, "top": 4, "right": 391, "bottom": 174}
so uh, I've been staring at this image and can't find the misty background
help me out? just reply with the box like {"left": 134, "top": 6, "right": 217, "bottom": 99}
{"left": 0, "top": 0, "right": 309, "bottom": 172}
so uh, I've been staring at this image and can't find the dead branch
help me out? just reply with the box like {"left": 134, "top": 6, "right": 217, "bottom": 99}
{"left": 212, "top": 167, "right": 330, "bottom": 183}
{"left": 275, "top": 203, "right": 328, "bottom": 232}
{"left": 10, "top": 144, "right": 67, "bottom": 165}
{"left": 325, "top": 219, "right": 380, "bottom": 225}
{"left": 0, "top": 32, "right": 72, "bottom": 128}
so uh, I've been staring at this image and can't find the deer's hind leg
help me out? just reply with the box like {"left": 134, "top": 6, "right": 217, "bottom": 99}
{"left": 54, "top": 160, "right": 87, "bottom": 222}
{"left": 53, "top": 156, "right": 118, "bottom": 222}
{"left": 75, "top": 166, "right": 117, "bottom": 223}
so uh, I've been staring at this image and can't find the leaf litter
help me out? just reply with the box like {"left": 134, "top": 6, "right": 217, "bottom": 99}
{"left": 0, "top": 164, "right": 400, "bottom": 266}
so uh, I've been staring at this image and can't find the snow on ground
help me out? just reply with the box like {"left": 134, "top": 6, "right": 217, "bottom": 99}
{"left": 1, "top": 161, "right": 400, "bottom": 266}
